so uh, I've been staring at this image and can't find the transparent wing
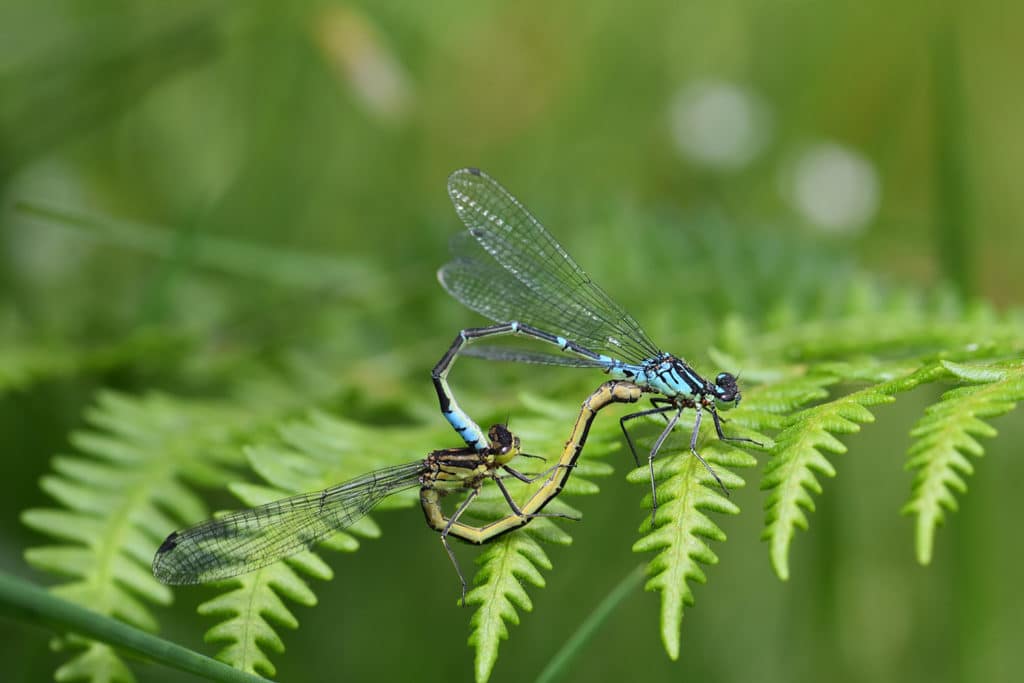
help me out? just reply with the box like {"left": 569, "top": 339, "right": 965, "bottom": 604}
{"left": 152, "top": 461, "right": 425, "bottom": 584}
{"left": 441, "top": 168, "right": 662, "bottom": 365}
{"left": 440, "top": 246, "right": 625, "bottom": 360}
{"left": 461, "top": 345, "right": 610, "bottom": 368}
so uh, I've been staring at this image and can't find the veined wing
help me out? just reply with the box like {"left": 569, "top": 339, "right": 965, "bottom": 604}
{"left": 441, "top": 244, "right": 629, "bottom": 363}
{"left": 152, "top": 461, "right": 425, "bottom": 584}
{"left": 461, "top": 345, "right": 610, "bottom": 368}
{"left": 442, "top": 168, "right": 662, "bottom": 365}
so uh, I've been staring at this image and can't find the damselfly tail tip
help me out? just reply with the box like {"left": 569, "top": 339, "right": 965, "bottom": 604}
{"left": 156, "top": 531, "right": 179, "bottom": 554}
{"left": 448, "top": 167, "right": 483, "bottom": 188}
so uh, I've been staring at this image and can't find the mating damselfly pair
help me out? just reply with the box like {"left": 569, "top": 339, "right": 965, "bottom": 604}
{"left": 153, "top": 169, "right": 755, "bottom": 600}
{"left": 154, "top": 381, "right": 642, "bottom": 602}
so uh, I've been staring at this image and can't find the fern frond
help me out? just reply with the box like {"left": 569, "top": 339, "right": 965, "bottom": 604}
{"left": 463, "top": 390, "right": 621, "bottom": 682}
{"left": 617, "top": 366, "right": 823, "bottom": 648}
{"left": 626, "top": 408, "right": 761, "bottom": 659}
{"left": 748, "top": 288, "right": 1023, "bottom": 362}
{"left": 21, "top": 391, "right": 248, "bottom": 682}
{"left": 467, "top": 532, "right": 552, "bottom": 683}
{"left": 51, "top": 642, "right": 134, "bottom": 683}
{"left": 198, "top": 562, "right": 323, "bottom": 678}
{"left": 196, "top": 411, "right": 447, "bottom": 676}
{"left": 761, "top": 364, "right": 946, "bottom": 580}
{"left": 902, "top": 360, "right": 1024, "bottom": 564}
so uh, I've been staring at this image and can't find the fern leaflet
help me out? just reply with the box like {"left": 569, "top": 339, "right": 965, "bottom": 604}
{"left": 21, "top": 391, "right": 248, "bottom": 682}
{"left": 760, "top": 364, "right": 946, "bottom": 580}
{"left": 198, "top": 562, "right": 323, "bottom": 678}
{"left": 468, "top": 532, "right": 553, "bottom": 683}
{"left": 194, "top": 410, "right": 450, "bottom": 676}
{"left": 902, "top": 360, "right": 1024, "bottom": 564}
{"left": 462, "top": 390, "right": 620, "bottom": 683}
{"left": 626, "top": 394, "right": 764, "bottom": 659}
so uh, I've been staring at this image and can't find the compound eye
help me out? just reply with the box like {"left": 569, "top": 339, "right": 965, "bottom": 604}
{"left": 488, "top": 424, "right": 515, "bottom": 453}
{"left": 715, "top": 373, "right": 739, "bottom": 401}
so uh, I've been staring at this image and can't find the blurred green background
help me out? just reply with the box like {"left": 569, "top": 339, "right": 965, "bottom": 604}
{"left": 1, "top": 1, "right": 1022, "bottom": 682}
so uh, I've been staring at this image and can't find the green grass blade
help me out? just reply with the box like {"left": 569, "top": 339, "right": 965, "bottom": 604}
{"left": 0, "top": 570, "right": 268, "bottom": 683}
{"left": 534, "top": 565, "right": 645, "bottom": 683}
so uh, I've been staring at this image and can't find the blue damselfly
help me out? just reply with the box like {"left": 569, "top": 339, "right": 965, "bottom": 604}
{"left": 433, "top": 168, "right": 759, "bottom": 517}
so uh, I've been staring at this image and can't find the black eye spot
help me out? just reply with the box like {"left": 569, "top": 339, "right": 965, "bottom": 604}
{"left": 714, "top": 373, "right": 739, "bottom": 401}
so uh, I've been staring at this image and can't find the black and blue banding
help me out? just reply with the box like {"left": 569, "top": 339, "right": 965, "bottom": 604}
{"left": 432, "top": 321, "right": 614, "bottom": 450}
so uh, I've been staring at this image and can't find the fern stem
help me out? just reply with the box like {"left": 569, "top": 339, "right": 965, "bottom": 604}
{"left": 0, "top": 571, "right": 268, "bottom": 683}
{"left": 533, "top": 565, "right": 645, "bottom": 683}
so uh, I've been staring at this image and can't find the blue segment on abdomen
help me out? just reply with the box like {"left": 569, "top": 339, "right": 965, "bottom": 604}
{"left": 443, "top": 407, "right": 488, "bottom": 451}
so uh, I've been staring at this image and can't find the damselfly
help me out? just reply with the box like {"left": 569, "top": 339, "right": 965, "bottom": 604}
{"left": 152, "top": 423, "right": 538, "bottom": 603}
{"left": 423, "top": 379, "right": 642, "bottom": 597}
{"left": 433, "top": 168, "right": 759, "bottom": 518}
{"left": 152, "top": 379, "right": 642, "bottom": 602}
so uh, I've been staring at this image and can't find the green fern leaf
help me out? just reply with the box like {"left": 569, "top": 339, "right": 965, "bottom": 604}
{"left": 902, "top": 360, "right": 1024, "bottom": 564}
{"left": 195, "top": 411, "right": 447, "bottom": 675}
{"left": 761, "top": 364, "right": 945, "bottom": 580}
{"left": 463, "top": 390, "right": 622, "bottom": 682}
{"left": 612, "top": 369, "right": 812, "bottom": 654}
{"left": 742, "top": 281, "right": 1023, "bottom": 363}
{"left": 198, "top": 562, "right": 322, "bottom": 678}
{"left": 21, "top": 391, "right": 248, "bottom": 682}
{"left": 468, "top": 532, "right": 553, "bottom": 683}
{"left": 626, "top": 405, "right": 761, "bottom": 659}
{"left": 53, "top": 641, "right": 134, "bottom": 683}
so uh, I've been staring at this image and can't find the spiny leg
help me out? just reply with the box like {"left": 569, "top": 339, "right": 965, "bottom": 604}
{"left": 620, "top": 404, "right": 678, "bottom": 467}
{"left": 441, "top": 487, "right": 480, "bottom": 606}
{"left": 649, "top": 396, "right": 676, "bottom": 416}
{"left": 505, "top": 459, "right": 579, "bottom": 482}
{"left": 494, "top": 471, "right": 579, "bottom": 522}
{"left": 502, "top": 465, "right": 549, "bottom": 484}
{"left": 647, "top": 407, "right": 683, "bottom": 524}
{"left": 688, "top": 407, "right": 730, "bottom": 497}
{"left": 502, "top": 453, "right": 556, "bottom": 480}
{"left": 709, "top": 405, "right": 763, "bottom": 448}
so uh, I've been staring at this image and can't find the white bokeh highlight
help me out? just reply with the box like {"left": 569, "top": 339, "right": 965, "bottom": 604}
{"left": 783, "top": 143, "right": 881, "bottom": 234}
{"left": 670, "top": 80, "right": 770, "bottom": 171}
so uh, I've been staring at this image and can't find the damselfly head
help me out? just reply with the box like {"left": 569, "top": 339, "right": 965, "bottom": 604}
{"left": 712, "top": 372, "right": 741, "bottom": 405}
{"left": 487, "top": 423, "right": 520, "bottom": 456}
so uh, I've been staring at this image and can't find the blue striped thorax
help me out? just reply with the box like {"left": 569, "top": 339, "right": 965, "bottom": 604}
{"left": 606, "top": 354, "right": 742, "bottom": 406}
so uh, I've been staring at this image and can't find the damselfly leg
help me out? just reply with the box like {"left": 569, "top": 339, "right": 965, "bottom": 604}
{"left": 424, "top": 380, "right": 643, "bottom": 602}
{"left": 436, "top": 168, "right": 761, "bottom": 514}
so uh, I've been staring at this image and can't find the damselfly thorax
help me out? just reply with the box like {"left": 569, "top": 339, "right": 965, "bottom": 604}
{"left": 433, "top": 168, "right": 758, "bottom": 519}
